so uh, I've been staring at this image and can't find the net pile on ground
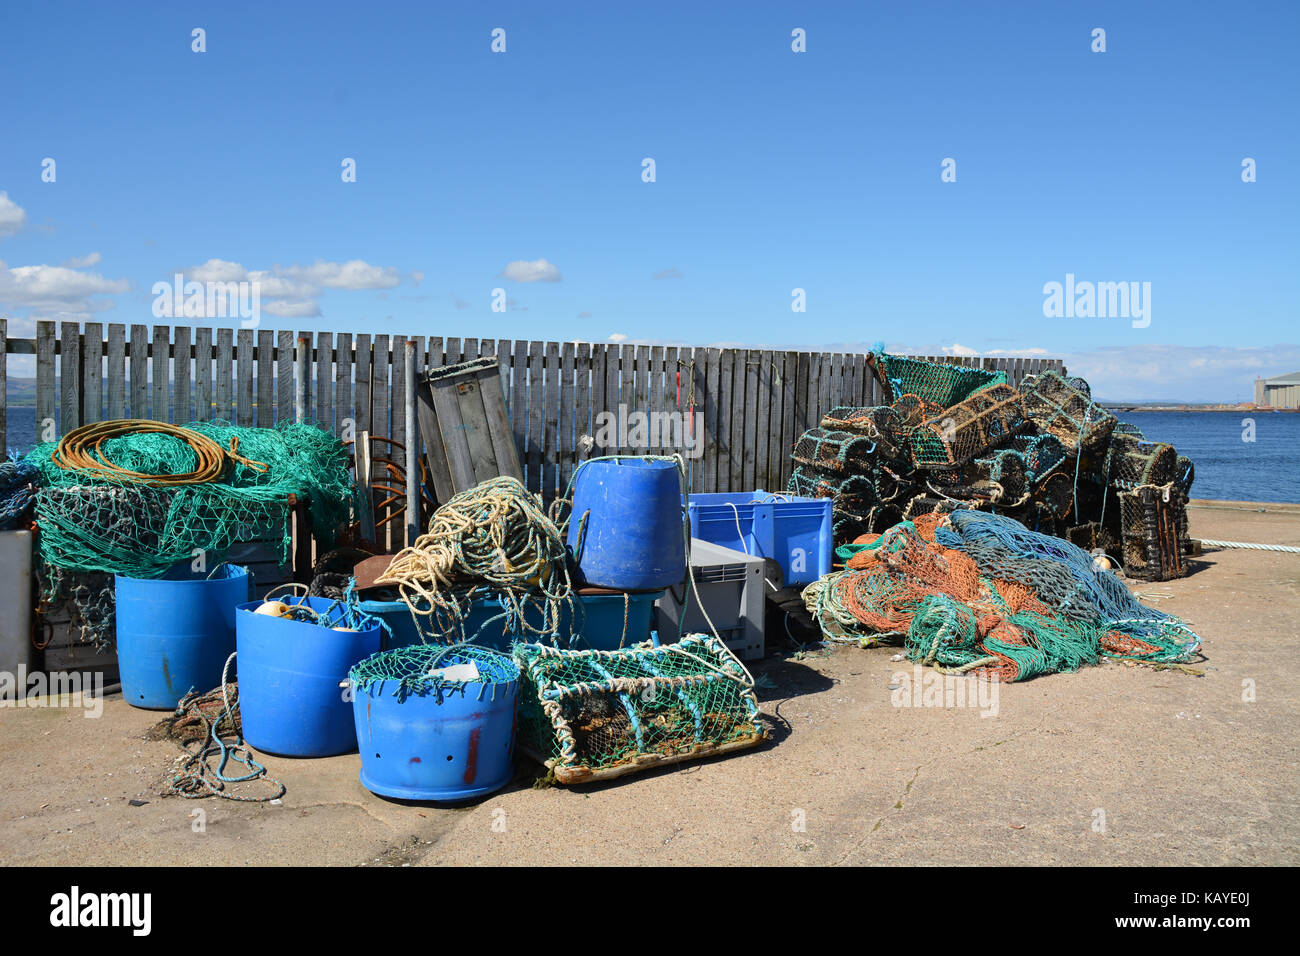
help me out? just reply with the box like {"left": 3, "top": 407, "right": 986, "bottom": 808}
{"left": 802, "top": 510, "right": 1201, "bottom": 681}
{"left": 513, "top": 635, "right": 767, "bottom": 783}
{"left": 787, "top": 352, "right": 1195, "bottom": 580}
{"left": 23, "top": 419, "right": 355, "bottom": 649}
{"left": 375, "top": 476, "right": 576, "bottom": 645}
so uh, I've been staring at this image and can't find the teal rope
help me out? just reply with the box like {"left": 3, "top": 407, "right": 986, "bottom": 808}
{"left": 167, "top": 653, "right": 286, "bottom": 802}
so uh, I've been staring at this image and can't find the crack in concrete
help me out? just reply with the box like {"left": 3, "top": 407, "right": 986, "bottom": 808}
{"left": 831, "top": 720, "right": 1055, "bottom": 866}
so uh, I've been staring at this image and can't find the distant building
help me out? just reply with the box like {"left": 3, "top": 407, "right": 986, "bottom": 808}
{"left": 1254, "top": 371, "right": 1300, "bottom": 409}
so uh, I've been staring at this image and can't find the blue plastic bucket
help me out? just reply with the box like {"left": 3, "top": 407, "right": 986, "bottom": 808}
{"left": 115, "top": 564, "right": 250, "bottom": 710}
{"left": 567, "top": 458, "right": 686, "bottom": 591}
{"left": 360, "top": 597, "right": 423, "bottom": 650}
{"left": 236, "top": 596, "right": 382, "bottom": 757}
{"left": 351, "top": 645, "right": 520, "bottom": 801}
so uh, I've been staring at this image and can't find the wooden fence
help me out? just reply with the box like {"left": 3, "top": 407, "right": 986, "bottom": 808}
{"left": 1, "top": 320, "right": 1065, "bottom": 502}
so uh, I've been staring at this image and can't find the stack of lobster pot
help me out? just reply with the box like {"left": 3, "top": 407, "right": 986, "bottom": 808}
{"left": 786, "top": 353, "right": 1196, "bottom": 581}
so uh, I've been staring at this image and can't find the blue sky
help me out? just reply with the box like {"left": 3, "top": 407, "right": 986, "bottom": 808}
{"left": 1, "top": 0, "right": 1297, "bottom": 400}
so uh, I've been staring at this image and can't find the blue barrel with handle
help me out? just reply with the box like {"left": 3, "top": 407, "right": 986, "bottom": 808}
{"left": 566, "top": 458, "right": 686, "bottom": 591}
{"left": 236, "top": 596, "right": 382, "bottom": 757}
{"left": 115, "top": 563, "right": 250, "bottom": 710}
{"left": 350, "top": 644, "right": 520, "bottom": 801}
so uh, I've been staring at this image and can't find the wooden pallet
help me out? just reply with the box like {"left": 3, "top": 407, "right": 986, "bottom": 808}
{"left": 416, "top": 356, "right": 522, "bottom": 503}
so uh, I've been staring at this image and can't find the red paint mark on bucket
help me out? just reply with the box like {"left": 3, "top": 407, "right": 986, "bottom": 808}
{"left": 463, "top": 727, "right": 481, "bottom": 784}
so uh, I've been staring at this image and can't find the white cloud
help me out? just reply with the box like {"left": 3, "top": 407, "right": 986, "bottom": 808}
{"left": 278, "top": 259, "right": 400, "bottom": 290}
{"left": 988, "top": 347, "right": 1049, "bottom": 357}
{"left": 0, "top": 259, "right": 129, "bottom": 310}
{"left": 501, "top": 258, "right": 562, "bottom": 283}
{"left": 174, "top": 256, "right": 403, "bottom": 319}
{"left": 0, "top": 258, "right": 127, "bottom": 345}
{"left": 1059, "top": 344, "right": 1300, "bottom": 402}
{"left": 262, "top": 299, "right": 323, "bottom": 318}
{"left": 0, "top": 192, "right": 27, "bottom": 237}
{"left": 245, "top": 271, "right": 317, "bottom": 298}
{"left": 652, "top": 267, "right": 683, "bottom": 280}
{"left": 609, "top": 332, "right": 628, "bottom": 342}
{"left": 61, "top": 252, "right": 102, "bottom": 268}
{"left": 187, "top": 257, "right": 247, "bottom": 282}
{"left": 411, "top": 270, "right": 425, "bottom": 285}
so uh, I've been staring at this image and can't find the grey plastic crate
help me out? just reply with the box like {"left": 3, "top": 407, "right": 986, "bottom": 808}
{"left": 655, "top": 538, "right": 765, "bottom": 661}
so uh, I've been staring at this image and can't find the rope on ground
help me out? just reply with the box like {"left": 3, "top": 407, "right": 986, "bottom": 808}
{"left": 160, "top": 653, "right": 286, "bottom": 802}
{"left": 1198, "top": 539, "right": 1300, "bottom": 553}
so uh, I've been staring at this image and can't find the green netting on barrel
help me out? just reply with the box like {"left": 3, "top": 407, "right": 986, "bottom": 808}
{"left": 349, "top": 643, "right": 519, "bottom": 703}
{"left": 24, "top": 420, "right": 354, "bottom": 579}
{"left": 873, "top": 351, "right": 1006, "bottom": 407}
{"left": 512, "top": 635, "right": 765, "bottom": 782}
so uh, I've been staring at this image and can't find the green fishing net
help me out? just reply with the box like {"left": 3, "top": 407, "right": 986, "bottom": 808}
{"left": 25, "top": 420, "right": 354, "bottom": 579}
{"left": 24, "top": 421, "right": 355, "bottom": 650}
{"left": 874, "top": 352, "right": 1007, "bottom": 407}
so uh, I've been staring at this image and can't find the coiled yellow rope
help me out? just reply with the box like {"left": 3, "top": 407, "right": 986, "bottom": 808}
{"left": 52, "top": 420, "right": 267, "bottom": 486}
{"left": 376, "top": 476, "right": 574, "bottom": 641}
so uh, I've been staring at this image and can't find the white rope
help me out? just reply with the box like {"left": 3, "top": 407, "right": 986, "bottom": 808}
{"left": 726, "top": 501, "right": 750, "bottom": 555}
{"left": 1199, "top": 539, "right": 1300, "bottom": 554}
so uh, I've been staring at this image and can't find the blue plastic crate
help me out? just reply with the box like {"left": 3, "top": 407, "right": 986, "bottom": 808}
{"left": 685, "top": 490, "right": 832, "bottom": 587}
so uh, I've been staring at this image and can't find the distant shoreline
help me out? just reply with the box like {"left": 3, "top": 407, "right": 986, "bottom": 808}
{"left": 1103, "top": 406, "right": 1297, "bottom": 414}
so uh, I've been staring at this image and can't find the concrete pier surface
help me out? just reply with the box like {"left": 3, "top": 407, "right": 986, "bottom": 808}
{"left": 2, "top": 501, "right": 1296, "bottom": 867}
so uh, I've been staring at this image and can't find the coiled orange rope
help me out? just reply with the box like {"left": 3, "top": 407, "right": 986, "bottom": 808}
{"left": 52, "top": 420, "right": 268, "bottom": 486}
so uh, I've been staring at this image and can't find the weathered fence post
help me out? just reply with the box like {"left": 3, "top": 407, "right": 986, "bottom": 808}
{"left": 404, "top": 339, "right": 420, "bottom": 547}
{"left": 294, "top": 335, "right": 310, "bottom": 424}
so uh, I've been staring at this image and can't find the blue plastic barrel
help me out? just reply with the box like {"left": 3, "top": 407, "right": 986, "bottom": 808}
{"left": 567, "top": 458, "right": 686, "bottom": 591}
{"left": 573, "top": 588, "right": 661, "bottom": 650}
{"left": 236, "top": 596, "right": 382, "bottom": 757}
{"left": 115, "top": 564, "right": 250, "bottom": 710}
{"left": 351, "top": 645, "right": 520, "bottom": 801}
{"left": 359, "top": 597, "right": 423, "bottom": 650}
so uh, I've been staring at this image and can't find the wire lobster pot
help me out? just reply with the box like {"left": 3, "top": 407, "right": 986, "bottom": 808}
{"left": 512, "top": 635, "right": 767, "bottom": 785}
{"left": 872, "top": 353, "right": 1007, "bottom": 407}
{"left": 1118, "top": 482, "right": 1190, "bottom": 582}
{"left": 820, "top": 405, "right": 907, "bottom": 458}
{"left": 1020, "top": 371, "right": 1117, "bottom": 454}
{"left": 908, "top": 384, "right": 1028, "bottom": 470}
{"left": 791, "top": 427, "right": 879, "bottom": 473}
{"left": 1108, "top": 434, "right": 1179, "bottom": 490}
